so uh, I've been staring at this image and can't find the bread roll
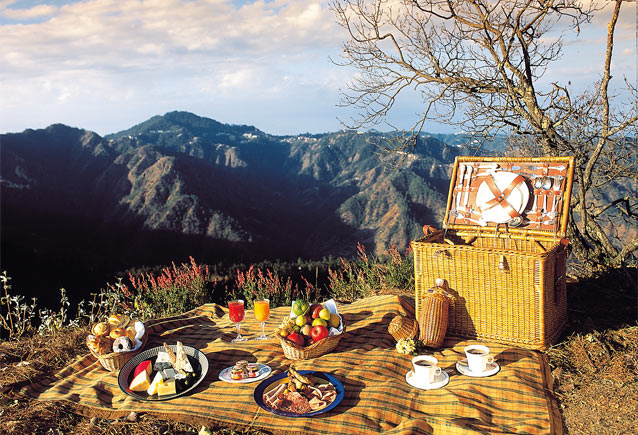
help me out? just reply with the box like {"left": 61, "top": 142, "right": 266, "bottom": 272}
{"left": 92, "top": 322, "right": 109, "bottom": 336}
{"left": 110, "top": 327, "right": 127, "bottom": 339}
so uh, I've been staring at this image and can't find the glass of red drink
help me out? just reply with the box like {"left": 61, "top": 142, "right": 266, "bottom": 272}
{"left": 228, "top": 300, "right": 247, "bottom": 343}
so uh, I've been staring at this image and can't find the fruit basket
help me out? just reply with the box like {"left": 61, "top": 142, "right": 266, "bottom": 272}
{"left": 276, "top": 299, "right": 345, "bottom": 360}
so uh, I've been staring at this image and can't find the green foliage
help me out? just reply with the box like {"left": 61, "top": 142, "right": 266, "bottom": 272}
{"left": 0, "top": 271, "right": 118, "bottom": 339}
{"left": 123, "top": 257, "right": 211, "bottom": 319}
{"left": 327, "top": 243, "right": 414, "bottom": 302}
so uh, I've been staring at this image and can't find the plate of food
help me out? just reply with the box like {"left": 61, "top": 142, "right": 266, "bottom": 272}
{"left": 254, "top": 366, "right": 344, "bottom": 417}
{"left": 219, "top": 362, "right": 272, "bottom": 383}
{"left": 118, "top": 342, "right": 208, "bottom": 401}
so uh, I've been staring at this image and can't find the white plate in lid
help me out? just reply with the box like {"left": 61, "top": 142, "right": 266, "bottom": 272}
{"left": 476, "top": 171, "right": 530, "bottom": 224}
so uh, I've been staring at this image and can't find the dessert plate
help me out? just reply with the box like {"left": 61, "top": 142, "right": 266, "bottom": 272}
{"left": 118, "top": 345, "right": 209, "bottom": 401}
{"left": 405, "top": 370, "right": 449, "bottom": 390}
{"left": 476, "top": 172, "right": 530, "bottom": 223}
{"left": 455, "top": 358, "right": 500, "bottom": 377}
{"left": 218, "top": 363, "right": 271, "bottom": 383}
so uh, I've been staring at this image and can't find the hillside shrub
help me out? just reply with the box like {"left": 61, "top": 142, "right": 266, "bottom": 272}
{"left": 229, "top": 265, "right": 319, "bottom": 308}
{"left": 327, "top": 243, "right": 413, "bottom": 301}
{"left": 124, "top": 257, "right": 210, "bottom": 319}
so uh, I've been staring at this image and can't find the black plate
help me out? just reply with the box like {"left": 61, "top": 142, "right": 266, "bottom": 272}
{"left": 253, "top": 370, "right": 345, "bottom": 417}
{"left": 118, "top": 344, "right": 209, "bottom": 401}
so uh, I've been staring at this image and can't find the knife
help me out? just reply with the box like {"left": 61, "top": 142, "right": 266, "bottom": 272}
{"left": 463, "top": 166, "right": 473, "bottom": 210}
{"left": 456, "top": 164, "right": 467, "bottom": 211}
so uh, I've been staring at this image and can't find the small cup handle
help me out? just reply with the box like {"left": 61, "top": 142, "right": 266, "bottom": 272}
{"left": 434, "top": 367, "right": 442, "bottom": 376}
{"left": 487, "top": 355, "right": 494, "bottom": 364}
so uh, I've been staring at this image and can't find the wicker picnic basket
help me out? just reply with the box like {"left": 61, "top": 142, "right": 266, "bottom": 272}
{"left": 89, "top": 332, "right": 148, "bottom": 371}
{"left": 276, "top": 326, "right": 346, "bottom": 360}
{"left": 388, "top": 315, "right": 419, "bottom": 342}
{"left": 413, "top": 156, "right": 574, "bottom": 350}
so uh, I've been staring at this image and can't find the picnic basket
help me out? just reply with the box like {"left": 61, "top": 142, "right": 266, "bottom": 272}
{"left": 413, "top": 156, "right": 574, "bottom": 350}
{"left": 89, "top": 332, "right": 148, "bottom": 371}
{"left": 276, "top": 325, "right": 346, "bottom": 360}
{"left": 388, "top": 315, "right": 419, "bottom": 342}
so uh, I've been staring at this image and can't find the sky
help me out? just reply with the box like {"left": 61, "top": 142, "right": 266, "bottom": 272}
{"left": 0, "top": 0, "right": 635, "bottom": 137}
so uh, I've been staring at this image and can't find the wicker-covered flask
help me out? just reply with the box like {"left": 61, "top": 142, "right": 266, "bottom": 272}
{"left": 418, "top": 278, "right": 455, "bottom": 348}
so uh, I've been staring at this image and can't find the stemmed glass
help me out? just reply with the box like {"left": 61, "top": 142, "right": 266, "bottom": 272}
{"left": 228, "top": 300, "right": 247, "bottom": 343}
{"left": 253, "top": 299, "right": 270, "bottom": 340}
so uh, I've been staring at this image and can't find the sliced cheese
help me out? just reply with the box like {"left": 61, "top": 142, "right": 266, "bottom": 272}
{"left": 157, "top": 378, "right": 176, "bottom": 396}
{"left": 147, "top": 372, "right": 164, "bottom": 396}
{"left": 175, "top": 341, "right": 193, "bottom": 373}
{"left": 134, "top": 360, "right": 152, "bottom": 378}
{"left": 154, "top": 351, "right": 172, "bottom": 371}
{"left": 129, "top": 370, "right": 150, "bottom": 392}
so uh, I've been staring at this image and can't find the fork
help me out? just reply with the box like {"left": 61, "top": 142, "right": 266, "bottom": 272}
{"left": 513, "top": 165, "right": 566, "bottom": 172}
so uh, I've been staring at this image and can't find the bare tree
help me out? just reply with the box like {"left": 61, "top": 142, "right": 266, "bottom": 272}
{"left": 332, "top": 0, "right": 637, "bottom": 276}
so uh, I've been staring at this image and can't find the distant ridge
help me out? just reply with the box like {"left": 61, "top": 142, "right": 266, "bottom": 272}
{"left": 1, "top": 111, "right": 459, "bottom": 303}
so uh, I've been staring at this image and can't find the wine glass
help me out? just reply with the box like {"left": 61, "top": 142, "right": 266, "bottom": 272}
{"left": 253, "top": 299, "right": 270, "bottom": 340}
{"left": 228, "top": 300, "right": 247, "bottom": 343}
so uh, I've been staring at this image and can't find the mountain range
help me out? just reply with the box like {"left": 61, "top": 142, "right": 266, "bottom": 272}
{"left": 1, "top": 111, "right": 460, "bottom": 303}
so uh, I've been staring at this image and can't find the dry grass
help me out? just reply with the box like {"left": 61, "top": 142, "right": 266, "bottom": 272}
{"left": 1, "top": 269, "right": 636, "bottom": 434}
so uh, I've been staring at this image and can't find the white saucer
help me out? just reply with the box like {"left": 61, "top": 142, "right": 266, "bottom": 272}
{"left": 455, "top": 358, "right": 500, "bottom": 377}
{"left": 405, "top": 370, "right": 449, "bottom": 390}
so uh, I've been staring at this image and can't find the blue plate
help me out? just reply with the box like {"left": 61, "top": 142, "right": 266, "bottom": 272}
{"left": 253, "top": 370, "right": 344, "bottom": 417}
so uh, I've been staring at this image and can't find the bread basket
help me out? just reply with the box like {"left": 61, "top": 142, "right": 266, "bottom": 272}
{"left": 276, "top": 325, "right": 346, "bottom": 360}
{"left": 89, "top": 332, "right": 148, "bottom": 371}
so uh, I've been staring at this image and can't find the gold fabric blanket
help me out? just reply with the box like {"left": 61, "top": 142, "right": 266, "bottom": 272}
{"left": 17, "top": 295, "right": 561, "bottom": 434}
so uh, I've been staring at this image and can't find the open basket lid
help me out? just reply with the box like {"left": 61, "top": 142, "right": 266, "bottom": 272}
{"left": 443, "top": 156, "right": 575, "bottom": 239}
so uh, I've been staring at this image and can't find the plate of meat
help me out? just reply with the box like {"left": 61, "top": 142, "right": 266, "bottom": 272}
{"left": 254, "top": 367, "right": 344, "bottom": 417}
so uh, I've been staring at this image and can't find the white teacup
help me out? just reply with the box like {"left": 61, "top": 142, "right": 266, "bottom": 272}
{"left": 464, "top": 345, "right": 494, "bottom": 373}
{"left": 411, "top": 355, "right": 441, "bottom": 384}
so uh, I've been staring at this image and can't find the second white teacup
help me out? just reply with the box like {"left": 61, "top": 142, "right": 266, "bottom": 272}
{"left": 412, "top": 355, "right": 441, "bottom": 384}
{"left": 464, "top": 344, "right": 494, "bottom": 373}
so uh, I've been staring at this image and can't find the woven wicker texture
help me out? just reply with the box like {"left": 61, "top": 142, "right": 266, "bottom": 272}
{"left": 89, "top": 332, "right": 148, "bottom": 371}
{"left": 418, "top": 294, "right": 450, "bottom": 348}
{"left": 413, "top": 156, "right": 573, "bottom": 350}
{"left": 387, "top": 315, "right": 418, "bottom": 341}
{"left": 276, "top": 326, "right": 346, "bottom": 360}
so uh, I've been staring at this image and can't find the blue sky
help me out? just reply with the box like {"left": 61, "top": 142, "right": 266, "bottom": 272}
{"left": 0, "top": 0, "right": 635, "bottom": 137}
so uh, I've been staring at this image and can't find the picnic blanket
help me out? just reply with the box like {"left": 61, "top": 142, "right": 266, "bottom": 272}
{"left": 15, "top": 295, "right": 562, "bottom": 434}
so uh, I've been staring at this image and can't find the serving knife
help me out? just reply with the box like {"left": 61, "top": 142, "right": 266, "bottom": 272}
{"left": 463, "top": 166, "right": 473, "bottom": 210}
{"left": 456, "top": 164, "right": 467, "bottom": 211}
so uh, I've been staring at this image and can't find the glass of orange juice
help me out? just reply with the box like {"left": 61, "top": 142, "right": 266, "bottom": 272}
{"left": 253, "top": 299, "right": 270, "bottom": 340}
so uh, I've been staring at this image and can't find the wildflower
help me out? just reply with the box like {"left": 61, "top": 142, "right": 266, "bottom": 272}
{"left": 396, "top": 338, "right": 417, "bottom": 355}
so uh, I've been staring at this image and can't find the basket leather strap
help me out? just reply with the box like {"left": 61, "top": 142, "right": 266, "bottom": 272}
{"left": 479, "top": 174, "right": 526, "bottom": 219}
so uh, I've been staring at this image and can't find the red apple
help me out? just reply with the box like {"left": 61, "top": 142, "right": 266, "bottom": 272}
{"left": 287, "top": 332, "right": 305, "bottom": 347}
{"left": 310, "top": 304, "right": 322, "bottom": 319}
{"left": 310, "top": 325, "right": 329, "bottom": 343}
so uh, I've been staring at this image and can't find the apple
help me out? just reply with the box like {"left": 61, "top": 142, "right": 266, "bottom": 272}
{"left": 287, "top": 332, "right": 305, "bottom": 347}
{"left": 311, "top": 325, "right": 329, "bottom": 342}
{"left": 310, "top": 304, "right": 323, "bottom": 319}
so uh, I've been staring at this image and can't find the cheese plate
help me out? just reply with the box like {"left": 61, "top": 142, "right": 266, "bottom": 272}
{"left": 118, "top": 344, "right": 208, "bottom": 401}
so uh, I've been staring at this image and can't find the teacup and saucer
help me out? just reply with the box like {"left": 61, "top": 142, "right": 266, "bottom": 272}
{"left": 405, "top": 355, "right": 449, "bottom": 390}
{"left": 456, "top": 344, "right": 500, "bottom": 377}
